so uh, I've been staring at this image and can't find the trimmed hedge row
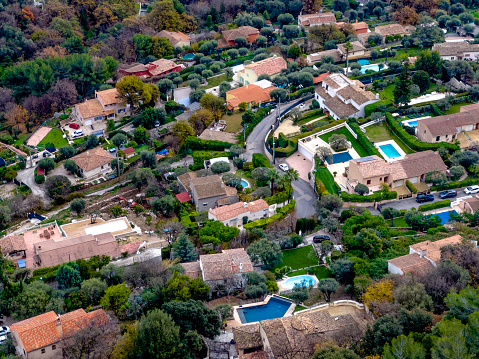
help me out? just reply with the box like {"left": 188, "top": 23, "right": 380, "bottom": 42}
{"left": 418, "top": 200, "right": 451, "bottom": 212}
{"left": 243, "top": 201, "right": 295, "bottom": 229}
{"left": 406, "top": 180, "right": 417, "bottom": 194}
{"left": 274, "top": 139, "right": 298, "bottom": 157}
{"left": 224, "top": 55, "right": 254, "bottom": 67}
{"left": 341, "top": 191, "right": 397, "bottom": 203}
{"left": 293, "top": 119, "right": 347, "bottom": 141}
{"left": 385, "top": 113, "right": 459, "bottom": 152}
{"left": 185, "top": 136, "right": 232, "bottom": 151}
{"left": 265, "top": 192, "right": 291, "bottom": 205}
{"left": 288, "top": 86, "right": 315, "bottom": 100}
{"left": 427, "top": 226, "right": 448, "bottom": 235}
{"left": 365, "top": 100, "right": 391, "bottom": 118}
{"left": 191, "top": 150, "right": 229, "bottom": 170}
{"left": 349, "top": 122, "right": 382, "bottom": 157}
{"left": 431, "top": 177, "right": 479, "bottom": 191}
{"left": 252, "top": 153, "right": 273, "bottom": 168}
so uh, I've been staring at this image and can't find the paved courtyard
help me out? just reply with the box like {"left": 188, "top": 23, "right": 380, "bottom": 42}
{"left": 286, "top": 152, "right": 313, "bottom": 181}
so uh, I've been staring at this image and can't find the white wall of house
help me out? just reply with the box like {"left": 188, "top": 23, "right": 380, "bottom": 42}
{"left": 387, "top": 262, "right": 404, "bottom": 275}
{"left": 81, "top": 163, "right": 111, "bottom": 179}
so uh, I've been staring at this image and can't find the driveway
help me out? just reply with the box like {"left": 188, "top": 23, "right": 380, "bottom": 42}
{"left": 16, "top": 167, "right": 48, "bottom": 205}
{"left": 63, "top": 121, "right": 107, "bottom": 138}
{"left": 286, "top": 152, "right": 312, "bottom": 182}
{"left": 292, "top": 178, "right": 317, "bottom": 218}
{"left": 48, "top": 165, "right": 77, "bottom": 184}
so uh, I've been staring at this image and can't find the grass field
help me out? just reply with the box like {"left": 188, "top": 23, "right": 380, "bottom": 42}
{"left": 38, "top": 129, "right": 68, "bottom": 148}
{"left": 365, "top": 123, "right": 414, "bottom": 154}
{"left": 14, "top": 133, "right": 27, "bottom": 146}
{"left": 319, "top": 126, "right": 369, "bottom": 157}
{"left": 222, "top": 112, "right": 243, "bottom": 133}
{"left": 316, "top": 166, "right": 337, "bottom": 194}
{"left": 134, "top": 144, "right": 150, "bottom": 153}
{"left": 273, "top": 245, "right": 318, "bottom": 271}
{"left": 286, "top": 265, "right": 333, "bottom": 281}
{"left": 389, "top": 216, "right": 409, "bottom": 227}
{"left": 204, "top": 73, "right": 227, "bottom": 89}
{"left": 445, "top": 102, "right": 473, "bottom": 115}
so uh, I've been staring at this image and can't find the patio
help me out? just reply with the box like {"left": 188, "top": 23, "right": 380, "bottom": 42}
{"left": 415, "top": 181, "right": 430, "bottom": 194}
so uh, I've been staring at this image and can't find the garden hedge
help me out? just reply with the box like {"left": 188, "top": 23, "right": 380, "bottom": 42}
{"left": 427, "top": 226, "right": 448, "bottom": 235}
{"left": 364, "top": 100, "right": 391, "bottom": 118}
{"left": 406, "top": 180, "right": 417, "bottom": 194}
{"left": 418, "top": 200, "right": 451, "bottom": 212}
{"left": 185, "top": 137, "right": 233, "bottom": 151}
{"left": 292, "top": 119, "right": 347, "bottom": 141}
{"left": 191, "top": 150, "right": 229, "bottom": 170}
{"left": 341, "top": 191, "right": 397, "bottom": 202}
{"left": 431, "top": 177, "right": 479, "bottom": 191}
{"left": 348, "top": 122, "right": 382, "bottom": 157}
{"left": 252, "top": 153, "right": 273, "bottom": 168}
{"left": 274, "top": 139, "right": 298, "bottom": 157}
{"left": 385, "top": 113, "right": 459, "bottom": 152}
{"left": 243, "top": 201, "right": 295, "bottom": 229}
{"left": 265, "top": 192, "right": 291, "bottom": 205}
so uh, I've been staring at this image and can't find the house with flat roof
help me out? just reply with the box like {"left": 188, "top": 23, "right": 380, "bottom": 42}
{"left": 388, "top": 235, "right": 465, "bottom": 275}
{"left": 314, "top": 73, "right": 379, "bottom": 120}
{"left": 298, "top": 12, "right": 336, "bottom": 27}
{"left": 346, "top": 151, "right": 447, "bottom": 194}
{"left": 71, "top": 147, "right": 113, "bottom": 179}
{"left": 307, "top": 49, "right": 342, "bottom": 65}
{"left": 158, "top": 30, "right": 190, "bottom": 48}
{"left": 238, "top": 56, "right": 287, "bottom": 85}
{"left": 219, "top": 26, "right": 259, "bottom": 47}
{"left": 416, "top": 108, "right": 479, "bottom": 143}
{"left": 11, "top": 309, "right": 109, "bottom": 359}
{"left": 60, "top": 217, "right": 135, "bottom": 238}
{"left": 432, "top": 42, "right": 479, "bottom": 61}
{"left": 208, "top": 199, "right": 270, "bottom": 228}
{"left": 72, "top": 88, "right": 127, "bottom": 125}
{"left": 226, "top": 80, "right": 276, "bottom": 110}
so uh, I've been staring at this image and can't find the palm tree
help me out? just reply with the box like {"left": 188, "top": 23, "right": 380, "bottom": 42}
{"left": 285, "top": 168, "right": 299, "bottom": 203}
{"left": 344, "top": 41, "right": 353, "bottom": 76}
{"left": 277, "top": 175, "right": 287, "bottom": 202}
{"left": 268, "top": 168, "right": 281, "bottom": 193}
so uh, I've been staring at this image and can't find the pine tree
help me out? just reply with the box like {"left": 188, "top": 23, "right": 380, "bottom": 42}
{"left": 394, "top": 63, "right": 412, "bottom": 106}
{"left": 173, "top": 234, "right": 198, "bottom": 262}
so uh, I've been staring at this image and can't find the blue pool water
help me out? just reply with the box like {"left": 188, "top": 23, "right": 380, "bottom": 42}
{"left": 406, "top": 120, "right": 418, "bottom": 127}
{"left": 283, "top": 275, "right": 316, "bottom": 289}
{"left": 360, "top": 64, "right": 383, "bottom": 74}
{"left": 238, "top": 297, "right": 293, "bottom": 323}
{"left": 357, "top": 59, "right": 370, "bottom": 65}
{"left": 379, "top": 144, "right": 401, "bottom": 159}
{"left": 240, "top": 179, "right": 249, "bottom": 188}
{"left": 431, "top": 210, "right": 458, "bottom": 225}
{"left": 326, "top": 152, "right": 353, "bottom": 164}
{"left": 182, "top": 53, "right": 195, "bottom": 60}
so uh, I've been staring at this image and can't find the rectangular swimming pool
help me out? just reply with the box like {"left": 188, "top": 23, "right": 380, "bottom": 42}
{"left": 237, "top": 297, "right": 293, "bottom": 324}
{"left": 431, "top": 210, "right": 457, "bottom": 225}
{"left": 326, "top": 152, "right": 353, "bottom": 164}
{"left": 379, "top": 144, "right": 401, "bottom": 159}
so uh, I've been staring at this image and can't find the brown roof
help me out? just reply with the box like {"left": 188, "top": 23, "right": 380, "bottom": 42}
{"left": 419, "top": 109, "right": 479, "bottom": 136}
{"left": 240, "top": 352, "right": 269, "bottom": 359}
{"left": 399, "top": 151, "right": 448, "bottom": 178}
{"left": 245, "top": 56, "right": 287, "bottom": 77}
{"left": 96, "top": 88, "right": 120, "bottom": 106}
{"left": 222, "top": 26, "right": 259, "bottom": 41}
{"left": 209, "top": 199, "right": 269, "bottom": 221}
{"left": 147, "top": 59, "right": 179, "bottom": 76}
{"left": 60, "top": 309, "right": 109, "bottom": 338}
{"left": 191, "top": 175, "right": 237, "bottom": 200}
{"left": 233, "top": 324, "right": 262, "bottom": 349}
{"left": 181, "top": 261, "right": 201, "bottom": 279}
{"left": 0, "top": 234, "right": 27, "bottom": 253}
{"left": 388, "top": 253, "right": 434, "bottom": 275}
{"left": 337, "top": 41, "right": 366, "bottom": 54}
{"left": 298, "top": 12, "right": 336, "bottom": 26}
{"left": 432, "top": 42, "right": 479, "bottom": 57}
{"left": 337, "top": 21, "right": 368, "bottom": 31}
{"left": 121, "top": 63, "right": 148, "bottom": 73}
{"left": 123, "top": 147, "right": 135, "bottom": 154}
{"left": 324, "top": 96, "right": 359, "bottom": 118}
{"left": 463, "top": 197, "right": 479, "bottom": 212}
{"left": 460, "top": 103, "right": 479, "bottom": 112}
{"left": 158, "top": 30, "right": 190, "bottom": 46}
{"left": 33, "top": 233, "right": 121, "bottom": 268}
{"left": 308, "top": 49, "right": 342, "bottom": 63}
{"left": 409, "top": 235, "right": 463, "bottom": 263}
{"left": 226, "top": 83, "right": 275, "bottom": 109}
{"left": 351, "top": 155, "right": 392, "bottom": 179}
{"left": 199, "top": 248, "right": 253, "bottom": 281}
{"left": 75, "top": 99, "right": 104, "bottom": 120}
{"left": 177, "top": 172, "right": 198, "bottom": 192}
{"left": 72, "top": 147, "right": 112, "bottom": 172}
{"left": 375, "top": 23, "right": 407, "bottom": 37}
{"left": 337, "top": 85, "right": 377, "bottom": 106}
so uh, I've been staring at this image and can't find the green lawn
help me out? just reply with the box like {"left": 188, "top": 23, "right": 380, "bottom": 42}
{"left": 203, "top": 74, "right": 227, "bottom": 89}
{"left": 445, "top": 102, "right": 473, "bottom": 115}
{"left": 389, "top": 216, "right": 409, "bottom": 228}
{"left": 134, "top": 144, "right": 150, "bottom": 153}
{"left": 273, "top": 245, "right": 318, "bottom": 271}
{"left": 14, "top": 133, "right": 27, "bottom": 146}
{"left": 294, "top": 305, "right": 306, "bottom": 312}
{"left": 38, "top": 129, "right": 68, "bottom": 148}
{"left": 287, "top": 265, "right": 333, "bottom": 281}
{"left": 316, "top": 166, "right": 337, "bottom": 194}
{"left": 319, "top": 126, "right": 369, "bottom": 157}
{"left": 365, "top": 123, "right": 415, "bottom": 154}
{"left": 222, "top": 112, "right": 243, "bottom": 133}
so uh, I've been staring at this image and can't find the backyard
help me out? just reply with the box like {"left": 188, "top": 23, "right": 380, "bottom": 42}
{"left": 316, "top": 166, "right": 337, "bottom": 194}
{"left": 319, "top": 126, "right": 369, "bottom": 157}
{"left": 222, "top": 112, "right": 243, "bottom": 133}
{"left": 286, "top": 265, "right": 333, "bottom": 281}
{"left": 365, "top": 123, "right": 414, "bottom": 154}
{"left": 38, "top": 129, "right": 68, "bottom": 148}
{"left": 204, "top": 73, "right": 228, "bottom": 89}
{"left": 273, "top": 245, "right": 318, "bottom": 271}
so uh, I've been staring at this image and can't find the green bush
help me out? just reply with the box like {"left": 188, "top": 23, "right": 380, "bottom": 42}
{"left": 293, "top": 119, "right": 347, "bottom": 140}
{"left": 431, "top": 177, "right": 479, "bottom": 191}
{"left": 418, "top": 200, "right": 451, "bottom": 212}
{"left": 278, "top": 133, "right": 288, "bottom": 148}
{"left": 431, "top": 104, "right": 445, "bottom": 116}
{"left": 385, "top": 113, "right": 459, "bottom": 152}
{"left": 265, "top": 192, "right": 290, "bottom": 205}
{"left": 32, "top": 264, "right": 61, "bottom": 277}
{"left": 243, "top": 201, "right": 295, "bottom": 229}
{"left": 349, "top": 122, "right": 382, "bottom": 157}
{"left": 406, "top": 180, "right": 417, "bottom": 194}
{"left": 252, "top": 153, "right": 273, "bottom": 168}
{"left": 427, "top": 226, "right": 448, "bottom": 235}
{"left": 364, "top": 100, "right": 390, "bottom": 118}
{"left": 35, "top": 175, "right": 45, "bottom": 184}
{"left": 185, "top": 136, "right": 232, "bottom": 151}
{"left": 191, "top": 150, "right": 229, "bottom": 170}
{"left": 243, "top": 162, "right": 254, "bottom": 171}
{"left": 341, "top": 191, "right": 397, "bottom": 202}
{"left": 288, "top": 86, "right": 315, "bottom": 100}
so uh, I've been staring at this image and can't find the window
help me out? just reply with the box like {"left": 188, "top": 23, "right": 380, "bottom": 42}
{"left": 380, "top": 177, "right": 382, "bottom": 181}
{"left": 367, "top": 180, "right": 371, "bottom": 185}
{"left": 41, "top": 349, "right": 46, "bottom": 354}
{"left": 203, "top": 203, "right": 208, "bottom": 207}
{"left": 436, "top": 136, "right": 440, "bottom": 141}
{"left": 52, "top": 345, "right": 56, "bottom": 350}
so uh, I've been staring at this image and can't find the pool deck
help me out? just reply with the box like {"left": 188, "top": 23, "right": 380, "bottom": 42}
{"left": 374, "top": 139, "right": 406, "bottom": 163}
{"left": 232, "top": 295, "right": 296, "bottom": 325}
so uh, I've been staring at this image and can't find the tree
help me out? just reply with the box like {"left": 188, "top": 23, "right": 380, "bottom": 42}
{"left": 229, "top": 145, "right": 244, "bottom": 158}
{"left": 361, "top": 315, "right": 403, "bottom": 356}
{"left": 210, "top": 161, "right": 230, "bottom": 174}
{"left": 394, "top": 282, "right": 433, "bottom": 311}
{"left": 70, "top": 198, "right": 86, "bottom": 216}
{"left": 130, "top": 168, "right": 155, "bottom": 191}
{"left": 134, "top": 309, "right": 180, "bottom": 359}
{"left": 417, "top": 16, "right": 445, "bottom": 48}
{"left": 200, "top": 94, "right": 226, "bottom": 120}
{"left": 111, "top": 158, "right": 124, "bottom": 176}
{"left": 450, "top": 166, "right": 465, "bottom": 180}
{"left": 393, "top": 6, "right": 420, "bottom": 25}
{"left": 63, "top": 159, "right": 77, "bottom": 174}
{"left": 331, "top": 259, "right": 355, "bottom": 284}
{"left": 81, "top": 278, "right": 108, "bottom": 304}
{"left": 137, "top": 108, "right": 166, "bottom": 129}
{"left": 316, "top": 194, "right": 343, "bottom": 212}
{"left": 110, "top": 205, "right": 127, "bottom": 218}
{"left": 431, "top": 318, "right": 473, "bottom": 359}
{"left": 45, "top": 175, "right": 71, "bottom": 203}
{"left": 247, "top": 238, "right": 282, "bottom": 269}
{"left": 444, "top": 286, "right": 479, "bottom": 322}
{"left": 425, "top": 171, "right": 447, "bottom": 185}
{"left": 394, "top": 63, "right": 412, "bottom": 106}
{"left": 38, "top": 158, "right": 55, "bottom": 175}
{"left": 383, "top": 334, "right": 426, "bottom": 359}
{"left": 172, "top": 120, "right": 195, "bottom": 144}
{"left": 270, "top": 88, "right": 287, "bottom": 102}
{"left": 328, "top": 134, "right": 348, "bottom": 150}
{"left": 412, "top": 70, "right": 430, "bottom": 94}
{"left": 100, "top": 283, "right": 131, "bottom": 315}
{"left": 134, "top": 125, "right": 150, "bottom": 144}
{"left": 200, "top": 220, "right": 239, "bottom": 242}
{"left": 5, "top": 105, "right": 28, "bottom": 137}
{"left": 140, "top": 151, "right": 156, "bottom": 169}
{"left": 354, "top": 183, "right": 369, "bottom": 196}
{"left": 312, "top": 346, "right": 360, "bottom": 359}
{"left": 10, "top": 281, "right": 52, "bottom": 319}
{"left": 152, "top": 195, "right": 176, "bottom": 216}
{"left": 111, "top": 133, "right": 127, "bottom": 148}
{"left": 85, "top": 134, "right": 99, "bottom": 149}
{"left": 173, "top": 233, "right": 197, "bottom": 262}
{"left": 318, "top": 278, "right": 338, "bottom": 302}
{"left": 382, "top": 207, "right": 401, "bottom": 226}
{"left": 56, "top": 262, "right": 82, "bottom": 289}
{"left": 59, "top": 145, "right": 76, "bottom": 159}
{"left": 116, "top": 76, "right": 159, "bottom": 116}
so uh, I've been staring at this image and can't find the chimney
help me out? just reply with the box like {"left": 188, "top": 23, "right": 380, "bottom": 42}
{"left": 420, "top": 248, "right": 427, "bottom": 258}
{"left": 56, "top": 316, "right": 61, "bottom": 326}
{"left": 376, "top": 93, "right": 379, "bottom": 100}
{"left": 239, "top": 263, "right": 243, "bottom": 271}
{"left": 243, "top": 202, "right": 248, "bottom": 208}
{"left": 221, "top": 182, "right": 224, "bottom": 188}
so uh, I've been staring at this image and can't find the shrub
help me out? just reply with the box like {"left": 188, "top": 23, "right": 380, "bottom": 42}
{"left": 185, "top": 136, "right": 232, "bottom": 151}
{"left": 35, "top": 175, "right": 45, "bottom": 184}
{"left": 233, "top": 157, "right": 243, "bottom": 169}
{"left": 210, "top": 161, "right": 230, "bottom": 174}
{"left": 418, "top": 200, "right": 451, "bottom": 212}
{"left": 341, "top": 191, "right": 397, "bottom": 202}
{"left": 431, "top": 177, "right": 479, "bottom": 191}
{"left": 405, "top": 180, "right": 417, "bottom": 194}
{"left": 252, "top": 153, "right": 272, "bottom": 168}
{"left": 191, "top": 150, "right": 228, "bottom": 170}
{"left": 427, "top": 226, "right": 448, "bottom": 235}
{"left": 265, "top": 192, "right": 290, "bottom": 205}
{"left": 243, "top": 162, "right": 254, "bottom": 171}
{"left": 348, "top": 122, "right": 382, "bottom": 157}
{"left": 243, "top": 201, "right": 295, "bottom": 229}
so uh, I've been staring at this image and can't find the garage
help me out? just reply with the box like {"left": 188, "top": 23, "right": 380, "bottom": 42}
{"left": 395, "top": 180, "right": 403, "bottom": 186}
{"left": 466, "top": 125, "right": 474, "bottom": 131}
{"left": 409, "top": 177, "right": 418, "bottom": 184}
{"left": 85, "top": 120, "right": 92, "bottom": 126}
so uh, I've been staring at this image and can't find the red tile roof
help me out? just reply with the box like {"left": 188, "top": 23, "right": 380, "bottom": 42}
{"left": 0, "top": 234, "right": 27, "bottom": 253}
{"left": 245, "top": 56, "right": 287, "bottom": 77}
{"left": 123, "top": 147, "right": 135, "bottom": 155}
{"left": 313, "top": 72, "right": 330, "bottom": 84}
{"left": 10, "top": 311, "right": 60, "bottom": 352}
{"left": 72, "top": 147, "right": 112, "bottom": 172}
{"left": 209, "top": 199, "right": 269, "bottom": 221}
{"left": 226, "top": 84, "right": 275, "bottom": 109}
{"left": 175, "top": 192, "right": 192, "bottom": 203}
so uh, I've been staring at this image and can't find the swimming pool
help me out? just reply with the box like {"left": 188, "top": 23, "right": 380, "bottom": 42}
{"left": 431, "top": 210, "right": 458, "bottom": 225}
{"left": 360, "top": 64, "right": 387, "bottom": 74}
{"left": 405, "top": 120, "right": 418, "bottom": 127}
{"left": 357, "top": 59, "right": 370, "bottom": 65}
{"left": 326, "top": 152, "right": 353, "bottom": 164}
{"left": 240, "top": 179, "right": 250, "bottom": 188}
{"left": 282, "top": 275, "right": 316, "bottom": 289}
{"left": 182, "top": 53, "right": 195, "bottom": 60}
{"left": 379, "top": 144, "right": 402, "bottom": 160}
{"left": 237, "top": 296, "right": 293, "bottom": 323}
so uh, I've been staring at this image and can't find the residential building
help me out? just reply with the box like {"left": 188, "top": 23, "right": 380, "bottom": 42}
{"left": 71, "top": 147, "right": 113, "bottom": 179}
{"left": 11, "top": 309, "right": 109, "bottom": 359}
{"left": 123, "top": 147, "right": 135, "bottom": 158}
{"left": 336, "top": 21, "right": 369, "bottom": 36}
{"left": 72, "top": 88, "right": 127, "bottom": 125}
{"left": 458, "top": 196, "right": 479, "bottom": 214}
{"left": 226, "top": 80, "right": 276, "bottom": 110}
{"left": 32, "top": 233, "right": 121, "bottom": 268}
{"left": 337, "top": 40, "right": 366, "bottom": 57}
{"left": 373, "top": 23, "right": 415, "bottom": 41}
{"left": 387, "top": 235, "right": 464, "bottom": 275}
{"left": 238, "top": 56, "right": 287, "bottom": 85}
{"left": 432, "top": 42, "right": 479, "bottom": 61}
{"left": 158, "top": 30, "right": 191, "bottom": 48}
{"left": 232, "top": 324, "right": 263, "bottom": 357}
{"left": 60, "top": 217, "right": 136, "bottom": 239}
{"left": 346, "top": 151, "right": 447, "bottom": 194}
{"left": 181, "top": 248, "right": 253, "bottom": 295}
{"left": 307, "top": 49, "right": 342, "bottom": 65}
{"left": 177, "top": 173, "right": 238, "bottom": 211}
{"left": 219, "top": 26, "right": 259, "bottom": 47}
{"left": 208, "top": 199, "right": 270, "bottom": 228}
{"left": 416, "top": 108, "right": 479, "bottom": 143}
{"left": 314, "top": 73, "right": 379, "bottom": 120}
{"left": 118, "top": 59, "right": 182, "bottom": 79}
{"left": 298, "top": 12, "right": 336, "bottom": 27}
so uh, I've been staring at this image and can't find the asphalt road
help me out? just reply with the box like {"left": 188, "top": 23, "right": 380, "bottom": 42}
{"left": 16, "top": 167, "right": 48, "bottom": 205}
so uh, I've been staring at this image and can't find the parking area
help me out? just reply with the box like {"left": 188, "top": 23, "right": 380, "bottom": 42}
{"left": 285, "top": 152, "right": 313, "bottom": 182}
{"left": 62, "top": 120, "right": 107, "bottom": 138}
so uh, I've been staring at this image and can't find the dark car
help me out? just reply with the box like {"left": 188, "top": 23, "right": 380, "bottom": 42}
{"left": 313, "top": 235, "right": 330, "bottom": 243}
{"left": 439, "top": 190, "right": 457, "bottom": 199}
{"left": 416, "top": 194, "right": 435, "bottom": 203}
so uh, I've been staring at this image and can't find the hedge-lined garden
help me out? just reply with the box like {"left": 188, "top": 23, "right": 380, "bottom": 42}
{"left": 341, "top": 190, "right": 398, "bottom": 202}
{"left": 418, "top": 200, "right": 451, "bottom": 212}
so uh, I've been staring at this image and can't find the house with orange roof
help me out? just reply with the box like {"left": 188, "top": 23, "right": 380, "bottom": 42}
{"left": 11, "top": 309, "right": 109, "bottom": 358}
{"left": 118, "top": 58, "right": 182, "bottom": 80}
{"left": 208, "top": 199, "right": 270, "bottom": 228}
{"left": 71, "top": 147, "right": 113, "bottom": 179}
{"left": 387, "top": 235, "right": 466, "bottom": 275}
{"left": 220, "top": 26, "right": 259, "bottom": 47}
{"left": 298, "top": 12, "right": 336, "bottom": 27}
{"left": 226, "top": 80, "right": 276, "bottom": 110}
{"left": 336, "top": 21, "right": 369, "bottom": 36}
{"left": 158, "top": 30, "right": 191, "bottom": 48}
{"left": 72, "top": 88, "right": 127, "bottom": 126}
{"left": 238, "top": 56, "right": 287, "bottom": 85}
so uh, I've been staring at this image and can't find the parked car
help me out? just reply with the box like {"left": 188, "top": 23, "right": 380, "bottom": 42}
{"left": 155, "top": 122, "right": 160, "bottom": 128}
{"left": 313, "top": 235, "right": 330, "bottom": 243}
{"left": 439, "top": 190, "right": 457, "bottom": 199}
{"left": 109, "top": 147, "right": 117, "bottom": 153}
{"left": 72, "top": 130, "right": 84, "bottom": 138}
{"left": 69, "top": 123, "right": 80, "bottom": 129}
{"left": 0, "top": 327, "right": 10, "bottom": 343}
{"left": 416, "top": 194, "right": 435, "bottom": 203}
{"left": 465, "top": 185, "right": 479, "bottom": 194}
{"left": 279, "top": 163, "right": 289, "bottom": 172}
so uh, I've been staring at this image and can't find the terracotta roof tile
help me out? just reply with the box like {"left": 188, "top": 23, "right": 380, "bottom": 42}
{"left": 432, "top": 42, "right": 479, "bottom": 57}
{"left": 308, "top": 50, "right": 342, "bottom": 63}
{"left": 72, "top": 147, "right": 112, "bottom": 172}
{"left": 245, "top": 56, "right": 287, "bottom": 77}
{"left": 10, "top": 311, "right": 60, "bottom": 352}
{"left": 209, "top": 199, "right": 269, "bottom": 221}
{"left": 176, "top": 192, "right": 192, "bottom": 203}
{"left": 177, "top": 172, "right": 197, "bottom": 192}
{"left": 158, "top": 30, "right": 190, "bottom": 46}
{"left": 298, "top": 12, "right": 336, "bottom": 26}
{"left": 375, "top": 23, "right": 407, "bottom": 37}
{"left": 323, "top": 96, "right": 359, "bottom": 118}
{"left": 181, "top": 261, "right": 201, "bottom": 279}
{"left": 409, "top": 235, "right": 463, "bottom": 263}
{"left": 0, "top": 234, "right": 27, "bottom": 253}
{"left": 75, "top": 99, "right": 104, "bottom": 120}
{"left": 387, "top": 253, "right": 434, "bottom": 275}
{"left": 233, "top": 324, "right": 262, "bottom": 349}
{"left": 399, "top": 151, "right": 447, "bottom": 178}
{"left": 419, "top": 109, "right": 479, "bottom": 136}
{"left": 337, "top": 40, "right": 366, "bottom": 54}
{"left": 147, "top": 59, "right": 180, "bottom": 76}
{"left": 191, "top": 175, "right": 238, "bottom": 199}
{"left": 240, "top": 352, "right": 269, "bottom": 359}
{"left": 337, "top": 84, "right": 376, "bottom": 106}
{"left": 222, "top": 26, "right": 259, "bottom": 41}
{"left": 199, "top": 248, "right": 253, "bottom": 281}
{"left": 226, "top": 84, "right": 275, "bottom": 109}
{"left": 96, "top": 88, "right": 120, "bottom": 106}
{"left": 123, "top": 147, "right": 135, "bottom": 154}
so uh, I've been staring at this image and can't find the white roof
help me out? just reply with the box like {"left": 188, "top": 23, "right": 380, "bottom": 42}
{"left": 210, "top": 157, "right": 230, "bottom": 165}
{"left": 254, "top": 79, "right": 274, "bottom": 89}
